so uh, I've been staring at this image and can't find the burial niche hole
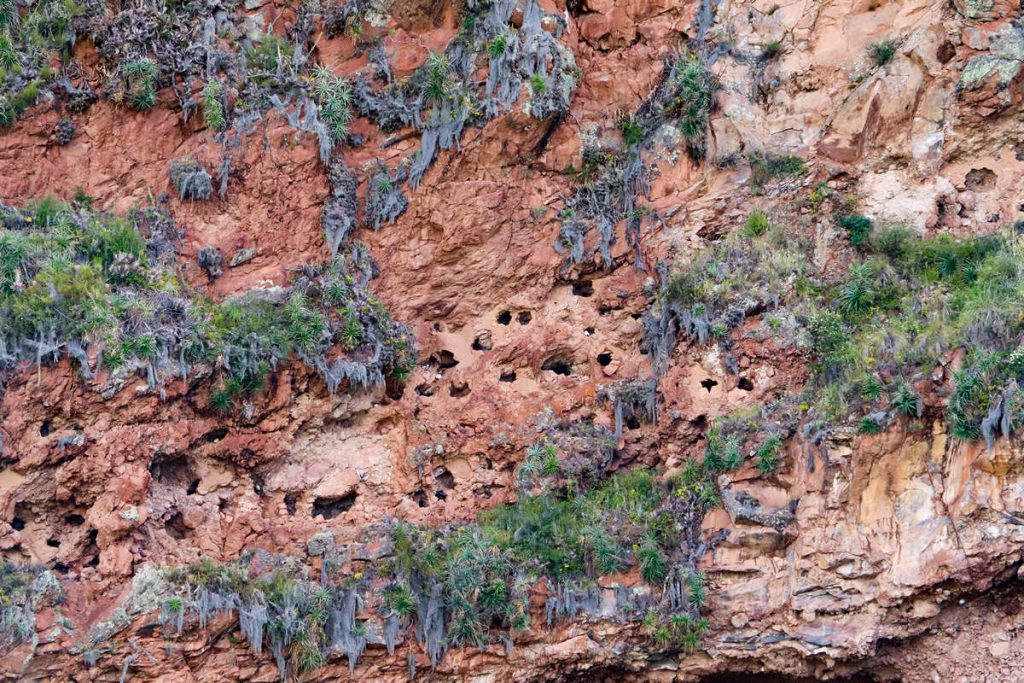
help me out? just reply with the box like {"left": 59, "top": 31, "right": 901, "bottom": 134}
{"left": 572, "top": 280, "right": 594, "bottom": 297}
{"left": 312, "top": 492, "right": 357, "bottom": 520}
{"left": 165, "top": 512, "right": 188, "bottom": 540}
{"left": 496, "top": 310, "right": 512, "bottom": 325}
{"left": 597, "top": 352, "right": 613, "bottom": 366}
{"left": 12, "top": 517, "right": 25, "bottom": 531}
{"left": 700, "top": 378, "right": 719, "bottom": 392}
{"left": 738, "top": 377, "right": 754, "bottom": 391}
{"left": 64, "top": 513, "right": 85, "bottom": 526}
{"left": 499, "top": 370, "right": 517, "bottom": 382}
{"left": 542, "top": 356, "right": 573, "bottom": 376}
{"left": 434, "top": 350, "right": 459, "bottom": 369}
{"left": 517, "top": 311, "right": 532, "bottom": 325}
{"left": 284, "top": 493, "right": 298, "bottom": 516}
{"left": 415, "top": 382, "right": 435, "bottom": 397}
{"left": 449, "top": 381, "right": 471, "bottom": 398}
{"left": 472, "top": 331, "right": 493, "bottom": 351}
{"left": 40, "top": 420, "right": 52, "bottom": 437}
{"left": 46, "top": 538, "right": 60, "bottom": 548}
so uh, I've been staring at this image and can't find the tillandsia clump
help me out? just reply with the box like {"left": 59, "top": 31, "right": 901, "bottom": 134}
{"left": 156, "top": 444, "right": 714, "bottom": 676}
{"left": 0, "top": 561, "right": 60, "bottom": 650}
{"left": 555, "top": 51, "right": 719, "bottom": 271}
{"left": 0, "top": 197, "right": 417, "bottom": 408}
{"left": 643, "top": 186, "right": 1024, "bottom": 449}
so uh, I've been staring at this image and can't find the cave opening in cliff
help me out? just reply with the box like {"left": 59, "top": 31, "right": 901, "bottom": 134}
{"left": 449, "top": 380, "right": 471, "bottom": 397}
{"left": 542, "top": 356, "right": 573, "bottom": 376}
{"left": 572, "top": 280, "right": 594, "bottom": 297}
{"left": 701, "top": 378, "right": 719, "bottom": 391}
{"left": 496, "top": 310, "right": 512, "bottom": 325}
{"left": 39, "top": 420, "right": 52, "bottom": 437}
{"left": 517, "top": 311, "right": 533, "bottom": 325}
{"left": 597, "top": 352, "right": 613, "bottom": 366}
{"left": 150, "top": 455, "right": 196, "bottom": 489}
{"left": 738, "top": 376, "right": 754, "bottom": 390}
{"left": 499, "top": 370, "right": 517, "bottom": 382}
{"left": 312, "top": 492, "right": 357, "bottom": 520}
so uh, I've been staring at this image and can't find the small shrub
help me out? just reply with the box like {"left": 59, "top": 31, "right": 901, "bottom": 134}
{"left": 868, "top": 40, "right": 897, "bottom": 67}
{"left": 806, "top": 310, "right": 848, "bottom": 360}
{"left": 756, "top": 434, "right": 782, "bottom": 475}
{"left": 839, "top": 213, "right": 873, "bottom": 248}
{"left": 858, "top": 417, "right": 882, "bottom": 434}
{"left": 122, "top": 59, "right": 158, "bottom": 110}
{"left": 313, "top": 66, "right": 353, "bottom": 143}
{"left": 749, "top": 151, "right": 806, "bottom": 188}
{"left": 744, "top": 210, "right": 770, "bottom": 237}
{"left": 760, "top": 40, "right": 783, "bottom": 60}
{"left": 201, "top": 80, "right": 225, "bottom": 130}
{"left": 891, "top": 383, "right": 922, "bottom": 418}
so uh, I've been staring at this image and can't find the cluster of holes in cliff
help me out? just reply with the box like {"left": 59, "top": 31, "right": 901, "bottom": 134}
{"left": 738, "top": 377, "right": 754, "bottom": 391}
{"left": 542, "top": 354, "right": 573, "bottom": 376}
{"left": 496, "top": 310, "right": 532, "bottom": 325}
{"left": 700, "top": 378, "right": 719, "bottom": 392}
{"left": 165, "top": 511, "right": 188, "bottom": 540}
{"left": 597, "top": 352, "right": 613, "bottom": 367}
{"left": 499, "top": 370, "right": 517, "bottom": 382}
{"left": 312, "top": 492, "right": 357, "bottom": 520}
{"left": 572, "top": 280, "right": 594, "bottom": 297}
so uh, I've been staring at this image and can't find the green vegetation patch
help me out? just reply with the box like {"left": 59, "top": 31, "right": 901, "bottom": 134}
{"left": 0, "top": 197, "right": 416, "bottom": 408}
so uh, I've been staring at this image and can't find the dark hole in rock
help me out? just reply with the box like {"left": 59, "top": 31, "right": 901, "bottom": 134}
{"left": 435, "top": 489, "right": 447, "bottom": 500}
{"left": 52, "top": 562, "right": 68, "bottom": 572}
{"left": 474, "top": 486, "right": 493, "bottom": 499}
{"left": 433, "top": 322, "right": 444, "bottom": 332}
{"left": 87, "top": 554, "right": 99, "bottom": 567}
{"left": 472, "top": 331, "right": 493, "bottom": 351}
{"left": 496, "top": 310, "right": 512, "bottom": 325}
{"left": 415, "top": 382, "right": 435, "bottom": 397}
{"left": 252, "top": 473, "right": 265, "bottom": 496}
{"left": 572, "top": 280, "right": 594, "bottom": 297}
{"left": 517, "top": 311, "right": 532, "bottom": 325}
{"left": 165, "top": 512, "right": 188, "bottom": 540}
{"left": 584, "top": 326, "right": 595, "bottom": 334}
{"left": 150, "top": 456, "right": 195, "bottom": 488}
{"left": 597, "top": 352, "right": 613, "bottom": 366}
{"left": 136, "top": 623, "right": 160, "bottom": 637}
{"left": 625, "top": 416, "right": 641, "bottom": 430}
{"left": 46, "top": 538, "right": 60, "bottom": 548}
{"left": 413, "top": 489, "right": 428, "bottom": 508}
{"left": 40, "top": 420, "right": 52, "bottom": 437}
{"left": 434, "top": 467, "right": 455, "bottom": 489}
{"left": 64, "top": 513, "right": 85, "bottom": 526}
{"left": 449, "top": 381, "right": 471, "bottom": 397}
{"left": 202, "top": 427, "right": 229, "bottom": 443}
{"left": 187, "top": 479, "right": 200, "bottom": 495}
{"left": 312, "top": 492, "right": 357, "bottom": 520}
{"left": 219, "top": 498, "right": 230, "bottom": 511}
{"left": 965, "top": 167, "right": 997, "bottom": 191}
{"left": 630, "top": 312, "right": 642, "bottom": 319}
{"left": 566, "top": 0, "right": 586, "bottom": 17}
{"left": 700, "top": 378, "right": 719, "bottom": 392}
{"left": 738, "top": 377, "right": 754, "bottom": 391}
{"left": 936, "top": 40, "right": 955, "bottom": 63}
{"left": 598, "top": 307, "right": 611, "bottom": 316}
{"left": 385, "top": 377, "right": 405, "bottom": 400}
{"left": 691, "top": 414, "right": 708, "bottom": 429}
{"left": 542, "top": 356, "right": 572, "bottom": 376}
{"left": 499, "top": 370, "right": 517, "bottom": 382}
{"left": 284, "top": 493, "right": 298, "bottom": 516}
{"left": 435, "top": 350, "right": 459, "bottom": 368}
{"left": 88, "top": 529, "right": 98, "bottom": 543}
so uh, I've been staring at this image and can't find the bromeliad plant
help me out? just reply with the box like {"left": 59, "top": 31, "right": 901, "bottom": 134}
{"left": 0, "top": 197, "right": 416, "bottom": 408}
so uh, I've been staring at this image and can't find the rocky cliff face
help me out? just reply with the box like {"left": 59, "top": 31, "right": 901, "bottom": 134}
{"left": 1, "top": 0, "right": 1023, "bottom": 680}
